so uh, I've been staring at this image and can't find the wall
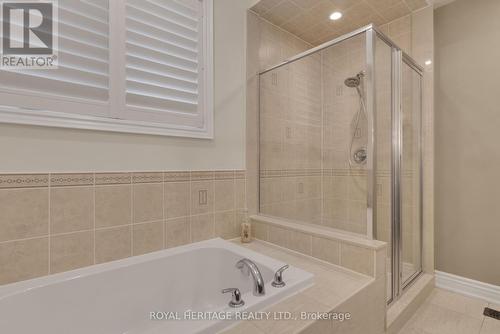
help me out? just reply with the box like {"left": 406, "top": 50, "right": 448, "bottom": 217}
{"left": 0, "top": 0, "right": 260, "bottom": 286}
{"left": 0, "top": 0, "right": 259, "bottom": 173}
{"left": 0, "top": 170, "right": 246, "bottom": 285}
{"left": 251, "top": 7, "right": 435, "bottom": 250}
{"left": 246, "top": 12, "right": 313, "bottom": 215}
{"left": 321, "top": 34, "right": 368, "bottom": 235}
{"left": 435, "top": 0, "right": 500, "bottom": 286}
{"left": 249, "top": 13, "right": 371, "bottom": 235}
{"left": 253, "top": 13, "right": 323, "bottom": 228}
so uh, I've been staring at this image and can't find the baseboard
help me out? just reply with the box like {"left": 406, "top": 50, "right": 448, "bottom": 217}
{"left": 435, "top": 270, "right": 500, "bottom": 305}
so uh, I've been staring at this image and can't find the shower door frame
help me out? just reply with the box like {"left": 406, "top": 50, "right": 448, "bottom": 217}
{"left": 398, "top": 53, "right": 424, "bottom": 296}
{"left": 257, "top": 24, "right": 424, "bottom": 304}
{"left": 373, "top": 30, "right": 424, "bottom": 304}
{"left": 370, "top": 31, "right": 425, "bottom": 304}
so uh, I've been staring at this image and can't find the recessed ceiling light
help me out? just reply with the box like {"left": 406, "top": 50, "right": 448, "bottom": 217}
{"left": 425, "top": 60, "right": 432, "bottom": 65}
{"left": 329, "top": 12, "right": 342, "bottom": 21}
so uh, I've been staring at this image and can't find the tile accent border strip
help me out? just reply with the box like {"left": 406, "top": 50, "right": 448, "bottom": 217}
{"left": 50, "top": 173, "right": 94, "bottom": 187}
{"left": 0, "top": 174, "right": 49, "bottom": 188}
{"left": 132, "top": 172, "right": 163, "bottom": 184}
{"left": 0, "top": 170, "right": 246, "bottom": 188}
{"left": 95, "top": 173, "right": 131, "bottom": 185}
{"left": 259, "top": 169, "right": 411, "bottom": 178}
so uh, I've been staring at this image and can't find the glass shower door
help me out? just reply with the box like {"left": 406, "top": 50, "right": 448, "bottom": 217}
{"left": 374, "top": 36, "right": 394, "bottom": 303}
{"left": 258, "top": 32, "right": 370, "bottom": 237}
{"left": 400, "top": 58, "right": 423, "bottom": 286}
{"left": 379, "top": 48, "right": 423, "bottom": 304}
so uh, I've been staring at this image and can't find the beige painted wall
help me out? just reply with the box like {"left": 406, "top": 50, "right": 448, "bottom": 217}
{"left": 0, "top": 0, "right": 260, "bottom": 173}
{"left": 435, "top": 0, "right": 500, "bottom": 285}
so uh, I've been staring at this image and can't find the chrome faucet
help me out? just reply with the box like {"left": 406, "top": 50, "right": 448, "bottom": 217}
{"left": 236, "top": 258, "right": 265, "bottom": 296}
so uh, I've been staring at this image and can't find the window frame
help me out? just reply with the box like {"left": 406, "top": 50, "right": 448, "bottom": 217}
{"left": 0, "top": 0, "right": 214, "bottom": 139}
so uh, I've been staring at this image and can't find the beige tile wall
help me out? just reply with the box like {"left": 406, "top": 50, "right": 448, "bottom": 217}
{"left": 0, "top": 171, "right": 246, "bottom": 285}
{"left": 321, "top": 33, "right": 368, "bottom": 235}
{"left": 251, "top": 216, "right": 387, "bottom": 278}
{"left": 257, "top": 14, "right": 370, "bottom": 235}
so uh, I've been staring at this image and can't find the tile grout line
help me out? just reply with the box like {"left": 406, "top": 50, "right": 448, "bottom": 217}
{"left": 162, "top": 173, "right": 166, "bottom": 249}
{"left": 188, "top": 170, "right": 193, "bottom": 243}
{"left": 212, "top": 176, "right": 216, "bottom": 237}
{"left": 0, "top": 234, "right": 52, "bottom": 245}
{"left": 92, "top": 172, "right": 96, "bottom": 266}
{"left": 47, "top": 173, "right": 51, "bottom": 275}
{"left": 479, "top": 316, "right": 485, "bottom": 333}
{"left": 232, "top": 173, "right": 236, "bottom": 237}
{"left": 130, "top": 175, "right": 134, "bottom": 257}
{"left": 320, "top": 49, "right": 324, "bottom": 228}
{"left": 129, "top": 220, "right": 163, "bottom": 227}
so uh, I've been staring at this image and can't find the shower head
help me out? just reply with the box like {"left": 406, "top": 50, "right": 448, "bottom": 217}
{"left": 344, "top": 71, "right": 365, "bottom": 88}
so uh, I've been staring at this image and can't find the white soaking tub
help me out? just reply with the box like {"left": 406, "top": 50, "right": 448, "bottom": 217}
{"left": 0, "top": 238, "right": 313, "bottom": 334}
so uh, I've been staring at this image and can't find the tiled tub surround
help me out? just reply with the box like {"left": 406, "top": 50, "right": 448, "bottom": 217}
{"left": 0, "top": 170, "right": 246, "bottom": 285}
{"left": 223, "top": 239, "right": 386, "bottom": 334}
{"left": 250, "top": 215, "right": 386, "bottom": 279}
{"left": 244, "top": 215, "right": 388, "bottom": 333}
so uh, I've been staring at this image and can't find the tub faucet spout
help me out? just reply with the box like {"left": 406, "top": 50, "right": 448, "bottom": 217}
{"left": 236, "top": 258, "right": 265, "bottom": 296}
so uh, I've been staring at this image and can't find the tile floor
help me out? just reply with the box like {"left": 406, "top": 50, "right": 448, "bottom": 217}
{"left": 398, "top": 288, "right": 500, "bottom": 334}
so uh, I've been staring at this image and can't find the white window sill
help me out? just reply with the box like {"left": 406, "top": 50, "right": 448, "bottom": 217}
{"left": 0, "top": 106, "right": 213, "bottom": 139}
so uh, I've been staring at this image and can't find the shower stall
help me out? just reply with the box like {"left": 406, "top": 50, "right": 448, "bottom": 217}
{"left": 258, "top": 25, "right": 423, "bottom": 304}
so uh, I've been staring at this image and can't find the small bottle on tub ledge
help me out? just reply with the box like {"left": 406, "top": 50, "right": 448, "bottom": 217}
{"left": 240, "top": 209, "right": 251, "bottom": 243}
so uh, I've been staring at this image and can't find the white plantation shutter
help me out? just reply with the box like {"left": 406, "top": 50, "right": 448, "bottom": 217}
{"left": 0, "top": 0, "right": 213, "bottom": 138}
{"left": 0, "top": 0, "right": 110, "bottom": 117}
{"left": 124, "top": 0, "right": 208, "bottom": 129}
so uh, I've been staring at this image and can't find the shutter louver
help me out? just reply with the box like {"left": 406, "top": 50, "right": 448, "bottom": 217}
{"left": 125, "top": 0, "right": 204, "bottom": 126}
{"left": 0, "top": 0, "right": 110, "bottom": 116}
{"left": 0, "top": 0, "right": 212, "bottom": 138}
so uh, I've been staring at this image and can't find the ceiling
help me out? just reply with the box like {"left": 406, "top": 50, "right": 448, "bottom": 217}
{"left": 251, "top": 0, "right": 429, "bottom": 45}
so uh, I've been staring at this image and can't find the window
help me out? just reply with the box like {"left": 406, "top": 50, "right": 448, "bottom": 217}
{"left": 0, "top": 0, "right": 213, "bottom": 138}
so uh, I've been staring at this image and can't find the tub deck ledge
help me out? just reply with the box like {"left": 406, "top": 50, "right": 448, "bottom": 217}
{"left": 224, "top": 239, "right": 386, "bottom": 334}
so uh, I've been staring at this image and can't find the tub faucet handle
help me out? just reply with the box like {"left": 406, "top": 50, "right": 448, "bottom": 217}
{"left": 272, "top": 264, "right": 289, "bottom": 288}
{"left": 221, "top": 288, "right": 245, "bottom": 308}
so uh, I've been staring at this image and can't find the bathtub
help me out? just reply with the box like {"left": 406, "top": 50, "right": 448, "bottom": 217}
{"left": 0, "top": 238, "right": 313, "bottom": 334}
